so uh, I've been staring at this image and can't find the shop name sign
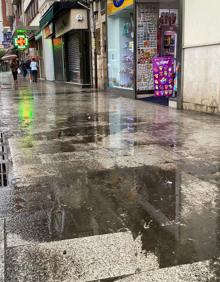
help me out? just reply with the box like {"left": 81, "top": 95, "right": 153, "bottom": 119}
{"left": 108, "top": 0, "right": 133, "bottom": 15}
{"left": 14, "top": 35, "right": 28, "bottom": 50}
{"left": 113, "top": 0, "right": 124, "bottom": 7}
{"left": 44, "top": 23, "right": 53, "bottom": 38}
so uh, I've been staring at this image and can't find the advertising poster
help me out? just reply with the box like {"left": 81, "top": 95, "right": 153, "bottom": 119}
{"left": 152, "top": 57, "right": 174, "bottom": 97}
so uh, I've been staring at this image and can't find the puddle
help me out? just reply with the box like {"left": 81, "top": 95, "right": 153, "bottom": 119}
{"left": 6, "top": 165, "right": 220, "bottom": 268}
{"left": 31, "top": 112, "right": 143, "bottom": 143}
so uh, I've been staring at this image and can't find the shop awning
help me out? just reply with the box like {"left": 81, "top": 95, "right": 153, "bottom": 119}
{"left": 39, "top": 1, "right": 87, "bottom": 30}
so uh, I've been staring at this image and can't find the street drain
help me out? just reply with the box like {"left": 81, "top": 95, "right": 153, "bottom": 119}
{"left": 0, "top": 133, "right": 8, "bottom": 187}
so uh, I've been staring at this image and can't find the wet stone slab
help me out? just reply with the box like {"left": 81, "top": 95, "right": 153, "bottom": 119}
{"left": 5, "top": 165, "right": 220, "bottom": 269}
{"left": 115, "top": 260, "right": 213, "bottom": 282}
{"left": 6, "top": 232, "right": 137, "bottom": 282}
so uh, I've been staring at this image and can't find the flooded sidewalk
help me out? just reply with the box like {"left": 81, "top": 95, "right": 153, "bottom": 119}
{"left": 0, "top": 72, "right": 220, "bottom": 281}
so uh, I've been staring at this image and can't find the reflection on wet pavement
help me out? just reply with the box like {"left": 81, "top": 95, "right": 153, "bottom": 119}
{"left": 0, "top": 73, "right": 220, "bottom": 280}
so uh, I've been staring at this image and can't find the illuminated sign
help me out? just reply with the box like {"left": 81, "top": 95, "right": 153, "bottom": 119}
{"left": 14, "top": 35, "right": 28, "bottom": 50}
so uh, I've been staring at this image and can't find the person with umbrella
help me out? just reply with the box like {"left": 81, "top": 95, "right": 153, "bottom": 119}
{"left": 10, "top": 58, "right": 19, "bottom": 85}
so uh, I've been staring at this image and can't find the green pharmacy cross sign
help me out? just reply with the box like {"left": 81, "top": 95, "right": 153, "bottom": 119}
{"left": 14, "top": 35, "right": 28, "bottom": 50}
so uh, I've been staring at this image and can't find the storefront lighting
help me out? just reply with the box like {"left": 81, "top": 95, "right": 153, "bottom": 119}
{"left": 14, "top": 35, "right": 29, "bottom": 50}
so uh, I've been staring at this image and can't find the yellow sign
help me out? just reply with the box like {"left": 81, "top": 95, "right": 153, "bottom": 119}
{"left": 108, "top": 0, "right": 134, "bottom": 16}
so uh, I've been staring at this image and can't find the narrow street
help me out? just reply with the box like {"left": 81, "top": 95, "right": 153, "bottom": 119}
{"left": 0, "top": 72, "right": 220, "bottom": 281}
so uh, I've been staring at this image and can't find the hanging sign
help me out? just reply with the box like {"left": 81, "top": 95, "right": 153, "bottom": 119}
{"left": 152, "top": 57, "right": 174, "bottom": 97}
{"left": 14, "top": 35, "right": 28, "bottom": 50}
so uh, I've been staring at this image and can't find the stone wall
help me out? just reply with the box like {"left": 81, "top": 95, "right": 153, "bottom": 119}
{"left": 183, "top": 45, "right": 220, "bottom": 114}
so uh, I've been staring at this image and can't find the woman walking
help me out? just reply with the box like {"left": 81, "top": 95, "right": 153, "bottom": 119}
{"left": 10, "top": 58, "right": 19, "bottom": 85}
{"left": 30, "top": 58, "right": 38, "bottom": 83}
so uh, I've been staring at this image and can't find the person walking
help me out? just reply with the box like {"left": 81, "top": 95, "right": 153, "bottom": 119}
{"left": 20, "top": 60, "right": 27, "bottom": 78}
{"left": 30, "top": 58, "right": 38, "bottom": 83}
{"left": 25, "top": 58, "right": 32, "bottom": 81}
{"left": 10, "top": 58, "right": 19, "bottom": 85}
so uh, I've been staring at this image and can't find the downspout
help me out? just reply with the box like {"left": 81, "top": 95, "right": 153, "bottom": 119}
{"left": 177, "top": 0, "right": 184, "bottom": 110}
{"left": 90, "top": 0, "right": 98, "bottom": 89}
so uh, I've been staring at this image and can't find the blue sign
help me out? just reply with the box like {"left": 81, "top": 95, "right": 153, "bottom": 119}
{"left": 113, "top": 0, "right": 124, "bottom": 7}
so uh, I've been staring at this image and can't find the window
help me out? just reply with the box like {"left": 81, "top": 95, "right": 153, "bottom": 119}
{"left": 25, "top": 0, "right": 38, "bottom": 25}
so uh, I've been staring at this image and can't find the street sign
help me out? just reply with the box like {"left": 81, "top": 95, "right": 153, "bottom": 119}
{"left": 14, "top": 35, "right": 28, "bottom": 50}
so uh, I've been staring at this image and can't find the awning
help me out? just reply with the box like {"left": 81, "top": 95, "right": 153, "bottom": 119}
{"left": 35, "top": 31, "right": 42, "bottom": 41}
{"left": 39, "top": 1, "right": 87, "bottom": 30}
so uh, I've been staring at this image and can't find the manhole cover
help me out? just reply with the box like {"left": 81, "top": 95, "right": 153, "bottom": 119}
{"left": 0, "top": 133, "right": 8, "bottom": 187}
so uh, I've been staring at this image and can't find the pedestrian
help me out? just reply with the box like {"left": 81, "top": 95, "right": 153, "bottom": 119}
{"left": 10, "top": 58, "right": 19, "bottom": 85}
{"left": 25, "top": 58, "right": 32, "bottom": 81}
{"left": 30, "top": 57, "right": 38, "bottom": 83}
{"left": 20, "top": 60, "right": 27, "bottom": 78}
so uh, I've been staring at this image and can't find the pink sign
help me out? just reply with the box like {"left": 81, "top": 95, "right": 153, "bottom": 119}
{"left": 152, "top": 57, "right": 174, "bottom": 97}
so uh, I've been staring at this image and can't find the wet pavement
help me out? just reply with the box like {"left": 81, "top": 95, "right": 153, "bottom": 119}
{"left": 0, "top": 72, "right": 220, "bottom": 281}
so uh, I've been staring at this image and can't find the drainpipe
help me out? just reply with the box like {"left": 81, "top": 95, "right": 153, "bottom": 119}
{"left": 90, "top": 0, "right": 98, "bottom": 89}
{"left": 177, "top": 0, "right": 184, "bottom": 110}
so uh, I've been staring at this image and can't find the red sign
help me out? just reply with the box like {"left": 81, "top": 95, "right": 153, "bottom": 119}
{"left": 44, "top": 23, "right": 53, "bottom": 38}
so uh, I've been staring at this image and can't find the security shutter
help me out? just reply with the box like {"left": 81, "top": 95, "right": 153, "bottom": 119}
{"left": 66, "top": 32, "right": 80, "bottom": 83}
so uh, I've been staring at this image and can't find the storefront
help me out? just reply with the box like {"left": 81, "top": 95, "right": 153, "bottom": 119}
{"left": 107, "top": 0, "right": 182, "bottom": 105}
{"left": 55, "top": 9, "right": 90, "bottom": 86}
{"left": 39, "top": 1, "right": 91, "bottom": 85}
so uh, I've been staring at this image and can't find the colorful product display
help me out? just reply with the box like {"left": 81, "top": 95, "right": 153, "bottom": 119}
{"left": 136, "top": 4, "right": 158, "bottom": 91}
{"left": 152, "top": 57, "right": 174, "bottom": 97}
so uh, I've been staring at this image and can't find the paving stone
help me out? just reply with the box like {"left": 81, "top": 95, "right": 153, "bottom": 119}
{"left": 6, "top": 232, "right": 137, "bottom": 282}
{"left": 115, "top": 260, "right": 212, "bottom": 282}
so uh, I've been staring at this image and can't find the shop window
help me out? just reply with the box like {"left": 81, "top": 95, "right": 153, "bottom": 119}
{"left": 25, "top": 0, "right": 38, "bottom": 25}
{"left": 108, "top": 5, "right": 134, "bottom": 90}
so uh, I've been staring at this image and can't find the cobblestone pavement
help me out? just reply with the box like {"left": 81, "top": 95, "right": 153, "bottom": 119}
{"left": 0, "top": 72, "right": 220, "bottom": 281}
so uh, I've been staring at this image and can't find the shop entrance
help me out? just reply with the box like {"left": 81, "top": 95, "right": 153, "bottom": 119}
{"left": 64, "top": 31, "right": 91, "bottom": 86}
{"left": 107, "top": 0, "right": 181, "bottom": 104}
{"left": 135, "top": 0, "right": 181, "bottom": 106}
